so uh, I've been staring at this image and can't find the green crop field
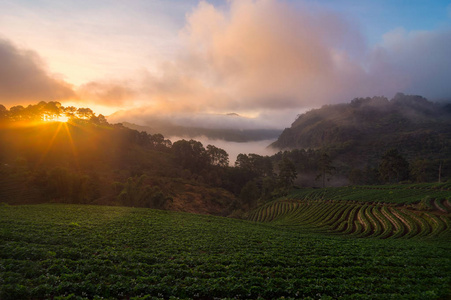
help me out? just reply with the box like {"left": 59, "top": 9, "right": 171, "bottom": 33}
{"left": 1, "top": 204, "right": 450, "bottom": 299}
{"left": 284, "top": 183, "right": 451, "bottom": 205}
{"left": 249, "top": 184, "right": 451, "bottom": 239}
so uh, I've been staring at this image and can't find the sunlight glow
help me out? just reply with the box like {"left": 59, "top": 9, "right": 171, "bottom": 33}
{"left": 43, "top": 115, "right": 70, "bottom": 123}
{"left": 57, "top": 115, "right": 70, "bottom": 123}
{"left": 63, "top": 122, "right": 80, "bottom": 170}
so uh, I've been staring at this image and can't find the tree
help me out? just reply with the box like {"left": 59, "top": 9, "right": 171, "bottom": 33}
{"left": 0, "top": 104, "right": 8, "bottom": 121}
{"left": 348, "top": 168, "right": 364, "bottom": 185}
{"left": 43, "top": 101, "right": 62, "bottom": 121}
{"left": 9, "top": 105, "right": 25, "bottom": 121}
{"left": 278, "top": 155, "right": 297, "bottom": 189}
{"left": 239, "top": 180, "right": 260, "bottom": 210}
{"left": 235, "top": 153, "right": 252, "bottom": 170}
{"left": 316, "top": 152, "right": 335, "bottom": 188}
{"left": 47, "top": 167, "right": 72, "bottom": 200}
{"left": 235, "top": 153, "right": 273, "bottom": 177}
{"left": 76, "top": 108, "right": 94, "bottom": 120}
{"left": 117, "top": 175, "right": 153, "bottom": 207}
{"left": 90, "top": 114, "right": 108, "bottom": 125}
{"left": 249, "top": 154, "right": 273, "bottom": 177}
{"left": 64, "top": 106, "right": 78, "bottom": 119}
{"left": 206, "top": 145, "right": 229, "bottom": 167}
{"left": 379, "top": 149, "right": 409, "bottom": 183}
{"left": 410, "top": 158, "right": 429, "bottom": 183}
{"left": 172, "top": 139, "right": 208, "bottom": 172}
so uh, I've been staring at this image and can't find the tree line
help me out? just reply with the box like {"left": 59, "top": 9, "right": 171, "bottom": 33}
{"left": 0, "top": 101, "right": 448, "bottom": 216}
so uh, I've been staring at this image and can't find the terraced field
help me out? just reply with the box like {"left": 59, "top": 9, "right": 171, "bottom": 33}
{"left": 1, "top": 204, "right": 450, "bottom": 299}
{"left": 249, "top": 185, "right": 451, "bottom": 239}
{"left": 285, "top": 183, "right": 451, "bottom": 204}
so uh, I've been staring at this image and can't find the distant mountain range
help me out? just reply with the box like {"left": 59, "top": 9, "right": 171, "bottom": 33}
{"left": 120, "top": 121, "right": 282, "bottom": 143}
{"left": 270, "top": 93, "right": 451, "bottom": 166}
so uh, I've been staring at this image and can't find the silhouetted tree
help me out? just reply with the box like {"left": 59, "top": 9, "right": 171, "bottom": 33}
{"left": 64, "top": 106, "right": 77, "bottom": 119}
{"left": 117, "top": 175, "right": 152, "bottom": 207}
{"left": 239, "top": 179, "right": 260, "bottom": 210}
{"left": 76, "top": 108, "right": 94, "bottom": 119}
{"left": 206, "top": 145, "right": 229, "bottom": 167}
{"left": 278, "top": 155, "right": 297, "bottom": 189}
{"left": 172, "top": 139, "right": 208, "bottom": 172}
{"left": 0, "top": 104, "right": 7, "bottom": 121}
{"left": 235, "top": 153, "right": 273, "bottom": 177}
{"left": 379, "top": 149, "right": 409, "bottom": 183}
{"left": 316, "top": 152, "right": 335, "bottom": 188}
{"left": 410, "top": 158, "right": 429, "bottom": 183}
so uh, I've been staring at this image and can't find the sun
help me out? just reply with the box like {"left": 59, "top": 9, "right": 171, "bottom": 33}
{"left": 42, "top": 115, "right": 69, "bottom": 123}
{"left": 56, "top": 115, "right": 70, "bottom": 123}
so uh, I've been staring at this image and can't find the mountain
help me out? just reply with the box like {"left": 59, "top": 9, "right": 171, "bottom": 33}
{"left": 270, "top": 93, "right": 451, "bottom": 167}
{"left": 120, "top": 121, "right": 281, "bottom": 143}
{"left": 107, "top": 111, "right": 281, "bottom": 142}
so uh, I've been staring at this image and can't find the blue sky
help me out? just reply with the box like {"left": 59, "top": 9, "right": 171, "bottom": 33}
{"left": 316, "top": 0, "right": 451, "bottom": 44}
{"left": 0, "top": 0, "right": 450, "bottom": 128}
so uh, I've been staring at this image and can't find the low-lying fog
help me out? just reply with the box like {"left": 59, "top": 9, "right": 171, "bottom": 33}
{"left": 168, "top": 136, "right": 278, "bottom": 165}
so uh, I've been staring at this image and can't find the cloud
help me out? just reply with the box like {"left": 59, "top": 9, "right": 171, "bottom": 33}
{"left": 369, "top": 28, "right": 451, "bottom": 100}
{"left": 117, "top": 0, "right": 368, "bottom": 126}
{"left": 77, "top": 80, "right": 137, "bottom": 106}
{"left": 3, "top": 0, "right": 450, "bottom": 131}
{"left": 176, "top": 0, "right": 366, "bottom": 109}
{"left": 170, "top": 136, "right": 278, "bottom": 164}
{"left": 140, "top": 0, "right": 451, "bottom": 114}
{"left": 0, "top": 38, "right": 76, "bottom": 106}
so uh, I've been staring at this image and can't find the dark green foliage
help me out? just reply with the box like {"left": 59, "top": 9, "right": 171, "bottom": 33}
{"left": 239, "top": 180, "right": 260, "bottom": 209}
{"left": 0, "top": 204, "right": 450, "bottom": 299}
{"left": 379, "top": 149, "right": 410, "bottom": 183}
{"left": 271, "top": 94, "right": 451, "bottom": 182}
{"left": 284, "top": 183, "right": 451, "bottom": 205}
{"left": 114, "top": 176, "right": 172, "bottom": 209}
{"left": 172, "top": 139, "right": 209, "bottom": 172}
{"left": 206, "top": 144, "right": 229, "bottom": 167}
{"left": 0, "top": 102, "right": 237, "bottom": 214}
{"left": 277, "top": 155, "right": 297, "bottom": 189}
{"left": 315, "top": 152, "right": 335, "bottom": 187}
{"left": 410, "top": 158, "right": 430, "bottom": 182}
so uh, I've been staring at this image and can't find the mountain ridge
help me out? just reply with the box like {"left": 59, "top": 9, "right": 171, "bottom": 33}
{"left": 270, "top": 93, "right": 451, "bottom": 167}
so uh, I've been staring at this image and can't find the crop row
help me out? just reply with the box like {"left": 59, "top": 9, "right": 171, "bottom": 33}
{"left": 248, "top": 200, "right": 450, "bottom": 239}
{"left": 2, "top": 204, "right": 449, "bottom": 299}
{"left": 286, "top": 185, "right": 451, "bottom": 205}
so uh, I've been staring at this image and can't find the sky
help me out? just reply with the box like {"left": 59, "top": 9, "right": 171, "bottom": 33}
{"left": 1, "top": 0, "right": 451, "bottom": 131}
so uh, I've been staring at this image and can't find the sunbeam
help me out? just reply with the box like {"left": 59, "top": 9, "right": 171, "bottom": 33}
{"left": 34, "top": 122, "right": 63, "bottom": 170}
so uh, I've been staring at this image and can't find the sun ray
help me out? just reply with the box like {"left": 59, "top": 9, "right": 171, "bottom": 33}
{"left": 63, "top": 122, "right": 80, "bottom": 170}
{"left": 34, "top": 122, "right": 63, "bottom": 170}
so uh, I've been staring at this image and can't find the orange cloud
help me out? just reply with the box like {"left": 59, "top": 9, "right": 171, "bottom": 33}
{"left": 0, "top": 38, "right": 76, "bottom": 106}
{"left": 77, "top": 80, "right": 136, "bottom": 106}
{"left": 134, "top": 0, "right": 368, "bottom": 117}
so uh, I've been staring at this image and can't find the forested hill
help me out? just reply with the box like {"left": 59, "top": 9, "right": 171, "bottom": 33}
{"left": 271, "top": 93, "right": 451, "bottom": 165}
{"left": 0, "top": 102, "right": 243, "bottom": 215}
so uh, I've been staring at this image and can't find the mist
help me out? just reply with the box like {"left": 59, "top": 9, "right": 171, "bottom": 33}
{"left": 1, "top": 0, "right": 451, "bottom": 134}
{"left": 99, "top": 0, "right": 451, "bottom": 131}
{"left": 169, "top": 135, "right": 278, "bottom": 165}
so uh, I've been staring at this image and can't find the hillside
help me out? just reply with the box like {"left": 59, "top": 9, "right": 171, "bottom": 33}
{"left": 1, "top": 204, "right": 450, "bottom": 299}
{"left": 0, "top": 102, "right": 239, "bottom": 215}
{"left": 249, "top": 183, "right": 451, "bottom": 239}
{"left": 271, "top": 93, "right": 451, "bottom": 167}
